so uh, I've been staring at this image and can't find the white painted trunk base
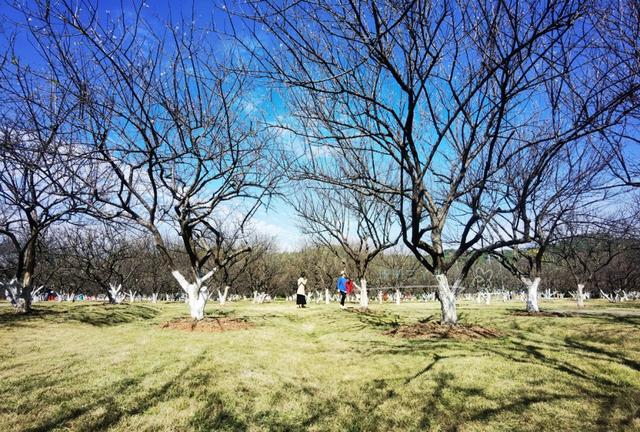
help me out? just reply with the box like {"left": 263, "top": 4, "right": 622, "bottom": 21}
{"left": 127, "top": 290, "right": 137, "bottom": 303}
{"left": 521, "top": 277, "right": 541, "bottom": 313}
{"left": 359, "top": 279, "right": 368, "bottom": 309}
{"left": 218, "top": 286, "right": 230, "bottom": 305}
{"left": 108, "top": 283, "right": 122, "bottom": 304}
{"left": 435, "top": 274, "right": 458, "bottom": 324}
{"left": 172, "top": 270, "right": 215, "bottom": 320}
{"left": 577, "top": 284, "right": 585, "bottom": 308}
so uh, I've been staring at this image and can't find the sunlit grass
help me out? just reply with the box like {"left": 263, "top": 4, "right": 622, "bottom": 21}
{"left": 1, "top": 299, "right": 639, "bottom": 431}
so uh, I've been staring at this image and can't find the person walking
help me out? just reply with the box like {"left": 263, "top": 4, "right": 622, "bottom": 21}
{"left": 297, "top": 272, "right": 308, "bottom": 308}
{"left": 337, "top": 271, "right": 348, "bottom": 308}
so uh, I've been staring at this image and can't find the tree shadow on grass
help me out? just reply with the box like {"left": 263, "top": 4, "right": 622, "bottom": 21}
{"left": 25, "top": 350, "right": 209, "bottom": 432}
{"left": 190, "top": 391, "right": 248, "bottom": 432}
{"left": 563, "top": 337, "right": 640, "bottom": 371}
{"left": 461, "top": 335, "right": 640, "bottom": 431}
{"left": 349, "top": 309, "right": 401, "bottom": 330}
{"left": 343, "top": 322, "right": 640, "bottom": 431}
{"left": 187, "top": 375, "right": 340, "bottom": 432}
{"left": 505, "top": 308, "right": 640, "bottom": 326}
{"left": 0, "top": 303, "right": 161, "bottom": 328}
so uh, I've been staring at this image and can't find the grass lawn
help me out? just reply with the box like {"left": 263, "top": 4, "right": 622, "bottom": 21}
{"left": 1, "top": 299, "right": 639, "bottom": 431}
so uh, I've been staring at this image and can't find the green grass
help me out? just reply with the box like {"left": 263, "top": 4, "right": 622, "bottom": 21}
{"left": 1, "top": 299, "right": 639, "bottom": 431}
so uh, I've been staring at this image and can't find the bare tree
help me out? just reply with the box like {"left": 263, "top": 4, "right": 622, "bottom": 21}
{"left": 291, "top": 184, "right": 398, "bottom": 309}
{"left": 237, "top": 0, "right": 637, "bottom": 323}
{"left": 226, "top": 234, "right": 276, "bottom": 301}
{"left": 208, "top": 226, "right": 270, "bottom": 305}
{"left": 19, "top": 1, "right": 281, "bottom": 319}
{"left": 590, "top": 0, "right": 640, "bottom": 187}
{"left": 0, "top": 39, "right": 92, "bottom": 311}
{"left": 553, "top": 211, "right": 639, "bottom": 306}
{"left": 54, "top": 225, "right": 142, "bottom": 303}
{"left": 489, "top": 141, "right": 612, "bottom": 312}
{"left": 293, "top": 244, "right": 346, "bottom": 302}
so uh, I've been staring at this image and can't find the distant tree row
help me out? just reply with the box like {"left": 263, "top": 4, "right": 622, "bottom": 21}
{"left": 1, "top": 224, "right": 637, "bottom": 303}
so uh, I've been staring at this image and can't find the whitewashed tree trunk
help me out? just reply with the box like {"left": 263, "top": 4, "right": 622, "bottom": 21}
{"left": 127, "top": 290, "right": 137, "bottom": 303}
{"left": 435, "top": 274, "right": 458, "bottom": 324}
{"left": 151, "top": 292, "right": 159, "bottom": 303}
{"left": 485, "top": 291, "right": 491, "bottom": 305}
{"left": 359, "top": 278, "right": 368, "bottom": 309}
{"left": 325, "top": 288, "right": 330, "bottom": 304}
{"left": 377, "top": 290, "right": 383, "bottom": 304}
{"left": 600, "top": 289, "right": 615, "bottom": 302}
{"left": 31, "top": 285, "right": 45, "bottom": 303}
{"left": 172, "top": 270, "right": 215, "bottom": 320}
{"left": 576, "top": 283, "right": 585, "bottom": 308}
{"left": 108, "top": 283, "right": 122, "bottom": 304}
{"left": 521, "top": 277, "right": 541, "bottom": 313}
{"left": 1, "top": 279, "right": 24, "bottom": 310}
{"left": 217, "top": 286, "right": 230, "bottom": 305}
{"left": 395, "top": 288, "right": 401, "bottom": 305}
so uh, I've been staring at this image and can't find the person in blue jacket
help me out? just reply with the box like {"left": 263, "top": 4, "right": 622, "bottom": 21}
{"left": 336, "top": 271, "right": 348, "bottom": 308}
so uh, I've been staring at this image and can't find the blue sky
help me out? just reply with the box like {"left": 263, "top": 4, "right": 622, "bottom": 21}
{"left": 1, "top": 0, "right": 636, "bottom": 253}
{"left": 0, "top": 0, "right": 307, "bottom": 251}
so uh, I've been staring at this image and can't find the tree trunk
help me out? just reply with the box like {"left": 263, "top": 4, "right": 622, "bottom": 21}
{"left": 359, "top": 278, "right": 368, "bottom": 309}
{"left": 18, "top": 236, "right": 38, "bottom": 313}
{"left": 16, "top": 273, "right": 33, "bottom": 313}
{"left": 108, "top": 283, "right": 122, "bottom": 304}
{"left": 172, "top": 270, "right": 212, "bottom": 320}
{"left": 395, "top": 288, "right": 401, "bottom": 305}
{"left": 31, "top": 285, "right": 44, "bottom": 303}
{"left": 151, "top": 292, "right": 159, "bottom": 303}
{"left": 218, "top": 286, "right": 229, "bottom": 305}
{"left": 377, "top": 290, "right": 383, "bottom": 304}
{"left": 325, "top": 288, "right": 330, "bottom": 304}
{"left": 576, "top": 283, "right": 585, "bottom": 308}
{"left": 435, "top": 274, "right": 458, "bottom": 325}
{"left": 521, "top": 277, "right": 541, "bottom": 313}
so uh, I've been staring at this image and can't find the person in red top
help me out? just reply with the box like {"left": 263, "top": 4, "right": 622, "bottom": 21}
{"left": 346, "top": 278, "right": 354, "bottom": 295}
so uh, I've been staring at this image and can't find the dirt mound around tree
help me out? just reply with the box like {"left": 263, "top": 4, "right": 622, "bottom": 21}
{"left": 384, "top": 321, "right": 504, "bottom": 340}
{"left": 160, "top": 317, "right": 253, "bottom": 333}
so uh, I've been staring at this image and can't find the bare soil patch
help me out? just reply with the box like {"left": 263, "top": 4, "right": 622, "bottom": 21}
{"left": 160, "top": 317, "right": 253, "bottom": 333}
{"left": 384, "top": 321, "right": 504, "bottom": 340}
{"left": 508, "top": 310, "right": 572, "bottom": 318}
